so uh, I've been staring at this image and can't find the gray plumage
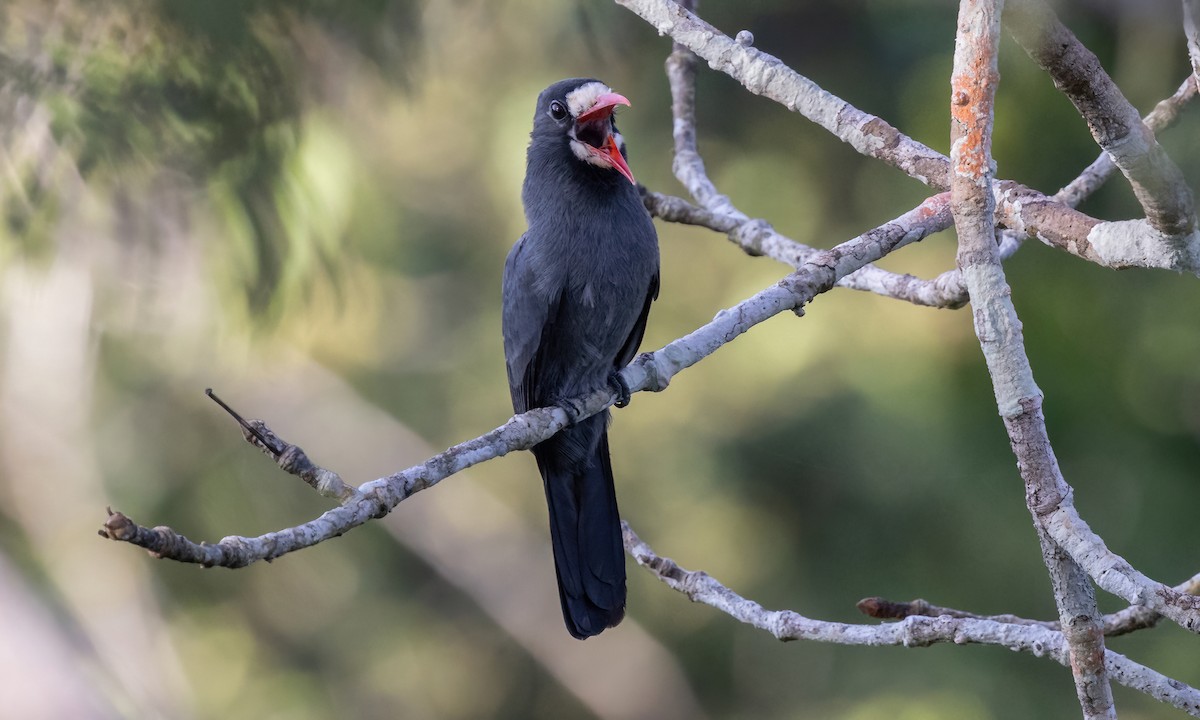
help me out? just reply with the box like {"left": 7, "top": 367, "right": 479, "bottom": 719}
{"left": 502, "top": 78, "right": 659, "bottom": 639}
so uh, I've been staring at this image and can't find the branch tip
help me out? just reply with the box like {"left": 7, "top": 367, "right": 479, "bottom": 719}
{"left": 206, "top": 388, "right": 280, "bottom": 457}
{"left": 857, "top": 597, "right": 904, "bottom": 619}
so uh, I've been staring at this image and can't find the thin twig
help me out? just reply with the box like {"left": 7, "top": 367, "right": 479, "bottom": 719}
{"left": 859, "top": 568, "right": 1200, "bottom": 636}
{"left": 856, "top": 596, "right": 1059, "bottom": 629}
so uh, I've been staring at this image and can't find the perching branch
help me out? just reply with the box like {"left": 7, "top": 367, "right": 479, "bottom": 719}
{"left": 100, "top": 1, "right": 1200, "bottom": 716}
{"left": 102, "top": 193, "right": 951, "bottom": 566}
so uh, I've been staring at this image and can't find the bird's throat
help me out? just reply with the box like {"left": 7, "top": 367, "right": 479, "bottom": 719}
{"left": 569, "top": 127, "right": 635, "bottom": 185}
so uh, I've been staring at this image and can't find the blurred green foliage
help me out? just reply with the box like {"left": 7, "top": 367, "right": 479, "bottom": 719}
{"left": 1, "top": 0, "right": 1199, "bottom": 718}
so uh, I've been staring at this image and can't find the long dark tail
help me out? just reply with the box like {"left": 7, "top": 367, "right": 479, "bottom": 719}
{"left": 533, "top": 415, "right": 626, "bottom": 639}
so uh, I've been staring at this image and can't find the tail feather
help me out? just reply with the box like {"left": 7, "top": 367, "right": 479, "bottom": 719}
{"left": 536, "top": 419, "right": 626, "bottom": 639}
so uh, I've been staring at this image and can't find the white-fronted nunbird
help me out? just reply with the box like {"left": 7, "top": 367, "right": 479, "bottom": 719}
{"left": 502, "top": 78, "right": 659, "bottom": 639}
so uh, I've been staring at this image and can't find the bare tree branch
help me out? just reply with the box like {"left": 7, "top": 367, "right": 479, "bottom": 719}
{"left": 949, "top": 1, "right": 1115, "bottom": 716}
{"left": 859, "top": 570, "right": 1200, "bottom": 637}
{"left": 102, "top": 193, "right": 951, "bottom": 566}
{"left": 658, "top": 36, "right": 966, "bottom": 308}
{"left": 1005, "top": 0, "right": 1197, "bottom": 239}
{"left": 1187, "top": 0, "right": 1200, "bottom": 80}
{"left": 93, "top": 2, "right": 1200, "bottom": 715}
{"left": 1104, "top": 571, "right": 1200, "bottom": 637}
{"left": 623, "top": 0, "right": 1200, "bottom": 320}
{"left": 628, "top": 0, "right": 949, "bottom": 189}
{"left": 648, "top": 75, "right": 1199, "bottom": 310}
{"left": 1041, "top": 509, "right": 1200, "bottom": 632}
{"left": 1056, "top": 76, "right": 1199, "bottom": 209}
{"left": 623, "top": 523, "right": 1200, "bottom": 717}
{"left": 856, "top": 596, "right": 1059, "bottom": 630}
{"left": 626, "top": 0, "right": 1200, "bottom": 631}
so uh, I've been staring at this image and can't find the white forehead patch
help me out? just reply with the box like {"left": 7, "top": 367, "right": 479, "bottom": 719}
{"left": 565, "top": 82, "right": 612, "bottom": 118}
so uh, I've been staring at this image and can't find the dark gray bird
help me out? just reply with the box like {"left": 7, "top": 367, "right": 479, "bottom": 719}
{"left": 502, "top": 78, "right": 659, "bottom": 639}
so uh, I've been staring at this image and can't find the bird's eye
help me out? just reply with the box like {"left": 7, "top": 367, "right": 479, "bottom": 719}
{"left": 548, "top": 100, "right": 568, "bottom": 121}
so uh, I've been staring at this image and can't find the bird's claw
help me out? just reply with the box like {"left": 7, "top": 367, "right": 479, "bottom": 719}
{"left": 608, "top": 373, "right": 631, "bottom": 408}
{"left": 555, "top": 398, "right": 584, "bottom": 427}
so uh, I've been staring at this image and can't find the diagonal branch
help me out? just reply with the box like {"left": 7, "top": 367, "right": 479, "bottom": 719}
{"left": 624, "top": 0, "right": 1200, "bottom": 306}
{"left": 949, "top": 1, "right": 1115, "bottom": 717}
{"left": 1056, "top": 76, "right": 1199, "bottom": 210}
{"left": 623, "top": 523, "right": 1200, "bottom": 717}
{"left": 1005, "top": 0, "right": 1197, "bottom": 238}
{"left": 637, "top": 0, "right": 949, "bottom": 189}
{"left": 626, "top": 3, "right": 1200, "bottom": 647}
{"left": 659, "top": 37, "right": 965, "bottom": 308}
{"left": 648, "top": 75, "right": 1198, "bottom": 310}
{"left": 101, "top": 194, "right": 951, "bottom": 566}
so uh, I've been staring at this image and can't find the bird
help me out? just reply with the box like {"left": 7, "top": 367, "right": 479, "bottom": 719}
{"left": 502, "top": 78, "right": 660, "bottom": 639}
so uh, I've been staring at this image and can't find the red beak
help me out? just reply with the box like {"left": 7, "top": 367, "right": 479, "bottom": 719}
{"left": 600, "top": 135, "right": 635, "bottom": 185}
{"left": 576, "top": 92, "right": 635, "bottom": 185}
{"left": 576, "top": 92, "right": 630, "bottom": 124}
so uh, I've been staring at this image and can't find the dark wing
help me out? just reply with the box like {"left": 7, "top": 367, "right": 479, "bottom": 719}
{"left": 502, "top": 235, "right": 558, "bottom": 413}
{"left": 613, "top": 270, "right": 659, "bottom": 370}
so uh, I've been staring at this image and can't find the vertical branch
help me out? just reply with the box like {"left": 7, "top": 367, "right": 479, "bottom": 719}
{"left": 950, "top": 1, "right": 1116, "bottom": 718}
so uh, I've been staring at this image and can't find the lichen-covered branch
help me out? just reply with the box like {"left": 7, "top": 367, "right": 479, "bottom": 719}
{"left": 1005, "top": 0, "right": 1197, "bottom": 239}
{"left": 627, "top": 0, "right": 1200, "bottom": 316}
{"left": 1056, "top": 76, "right": 1198, "bottom": 210}
{"left": 1041, "top": 509, "right": 1200, "bottom": 633}
{"left": 648, "top": 76, "right": 1198, "bottom": 311}
{"left": 658, "top": 38, "right": 964, "bottom": 308}
{"left": 623, "top": 523, "right": 1200, "bottom": 717}
{"left": 1187, "top": 0, "right": 1200, "bottom": 80}
{"left": 619, "top": 0, "right": 950, "bottom": 189}
{"left": 950, "top": 1, "right": 1115, "bottom": 716}
{"left": 101, "top": 194, "right": 950, "bottom": 566}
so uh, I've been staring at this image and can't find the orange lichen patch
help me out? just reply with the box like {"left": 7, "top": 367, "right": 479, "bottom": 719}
{"left": 950, "top": 59, "right": 999, "bottom": 179}
{"left": 914, "top": 193, "right": 952, "bottom": 220}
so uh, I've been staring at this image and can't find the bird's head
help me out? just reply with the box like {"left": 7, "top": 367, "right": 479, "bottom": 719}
{"left": 532, "top": 78, "right": 635, "bottom": 185}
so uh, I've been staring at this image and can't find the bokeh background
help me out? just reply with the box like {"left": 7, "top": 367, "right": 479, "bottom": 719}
{"left": 1, "top": 1, "right": 1198, "bottom": 718}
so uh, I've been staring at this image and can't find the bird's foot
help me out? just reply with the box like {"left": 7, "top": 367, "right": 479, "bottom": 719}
{"left": 608, "top": 372, "right": 631, "bottom": 409}
{"left": 555, "top": 397, "right": 584, "bottom": 427}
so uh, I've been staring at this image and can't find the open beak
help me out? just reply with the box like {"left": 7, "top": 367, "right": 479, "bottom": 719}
{"left": 576, "top": 92, "right": 630, "bottom": 124}
{"left": 576, "top": 92, "right": 636, "bottom": 185}
{"left": 597, "top": 135, "right": 635, "bottom": 185}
